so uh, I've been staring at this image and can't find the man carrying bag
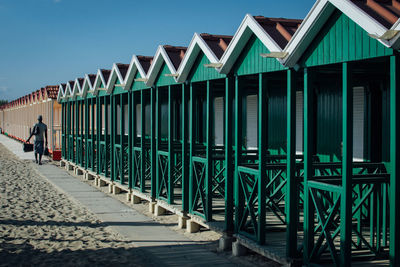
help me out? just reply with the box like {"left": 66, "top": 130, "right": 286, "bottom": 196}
{"left": 26, "top": 115, "right": 48, "bottom": 165}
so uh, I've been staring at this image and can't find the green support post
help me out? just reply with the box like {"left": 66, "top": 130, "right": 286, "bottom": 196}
{"left": 111, "top": 95, "right": 115, "bottom": 181}
{"left": 81, "top": 100, "right": 84, "bottom": 166}
{"left": 150, "top": 87, "right": 157, "bottom": 200}
{"left": 225, "top": 75, "right": 234, "bottom": 232}
{"left": 120, "top": 94, "right": 124, "bottom": 184}
{"left": 303, "top": 67, "right": 315, "bottom": 264}
{"left": 105, "top": 96, "right": 109, "bottom": 177}
{"left": 67, "top": 101, "right": 70, "bottom": 160}
{"left": 182, "top": 83, "right": 189, "bottom": 212}
{"left": 206, "top": 80, "right": 212, "bottom": 220}
{"left": 189, "top": 83, "right": 194, "bottom": 212}
{"left": 85, "top": 99, "right": 89, "bottom": 168}
{"left": 390, "top": 54, "right": 400, "bottom": 267}
{"left": 168, "top": 85, "right": 174, "bottom": 203}
{"left": 286, "top": 69, "right": 298, "bottom": 257}
{"left": 340, "top": 62, "right": 353, "bottom": 267}
{"left": 140, "top": 90, "right": 146, "bottom": 192}
{"left": 156, "top": 87, "right": 160, "bottom": 199}
{"left": 92, "top": 98, "right": 95, "bottom": 172}
{"left": 128, "top": 91, "right": 133, "bottom": 188}
{"left": 234, "top": 75, "right": 243, "bottom": 232}
{"left": 96, "top": 96, "right": 101, "bottom": 174}
{"left": 258, "top": 73, "right": 267, "bottom": 245}
{"left": 75, "top": 101, "right": 78, "bottom": 163}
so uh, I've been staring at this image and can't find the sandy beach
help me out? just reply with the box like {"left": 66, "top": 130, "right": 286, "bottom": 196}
{"left": 0, "top": 143, "right": 150, "bottom": 267}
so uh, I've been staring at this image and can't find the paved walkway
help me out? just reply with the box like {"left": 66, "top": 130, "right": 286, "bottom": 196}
{"left": 0, "top": 135, "right": 237, "bottom": 267}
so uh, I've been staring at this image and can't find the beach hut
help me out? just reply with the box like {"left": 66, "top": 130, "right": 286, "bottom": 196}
{"left": 123, "top": 55, "right": 153, "bottom": 196}
{"left": 71, "top": 78, "right": 85, "bottom": 167}
{"left": 145, "top": 45, "right": 188, "bottom": 212}
{"left": 93, "top": 69, "right": 112, "bottom": 178}
{"left": 282, "top": 0, "right": 400, "bottom": 265}
{"left": 107, "top": 63, "right": 130, "bottom": 186}
{"left": 81, "top": 74, "right": 97, "bottom": 173}
{"left": 176, "top": 33, "right": 234, "bottom": 229}
{"left": 58, "top": 83, "right": 67, "bottom": 159}
{"left": 216, "top": 14, "right": 303, "bottom": 261}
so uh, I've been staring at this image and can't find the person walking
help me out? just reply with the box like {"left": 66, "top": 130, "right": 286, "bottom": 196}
{"left": 27, "top": 115, "right": 48, "bottom": 165}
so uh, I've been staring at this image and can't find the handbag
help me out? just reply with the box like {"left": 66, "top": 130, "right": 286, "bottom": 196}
{"left": 23, "top": 143, "right": 33, "bottom": 152}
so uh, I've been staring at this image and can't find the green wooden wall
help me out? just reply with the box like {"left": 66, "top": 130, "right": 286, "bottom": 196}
{"left": 233, "top": 34, "right": 285, "bottom": 76}
{"left": 188, "top": 52, "right": 225, "bottom": 82}
{"left": 300, "top": 9, "right": 393, "bottom": 67}
{"left": 155, "top": 62, "right": 177, "bottom": 87}
{"left": 131, "top": 71, "right": 148, "bottom": 91}
{"left": 112, "top": 78, "right": 125, "bottom": 95}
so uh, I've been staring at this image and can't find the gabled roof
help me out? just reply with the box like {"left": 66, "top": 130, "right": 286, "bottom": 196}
{"left": 57, "top": 83, "right": 67, "bottom": 102}
{"left": 284, "top": 0, "right": 400, "bottom": 67}
{"left": 82, "top": 74, "right": 96, "bottom": 97}
{"left": 146, "top": 45, "right": 187, "bottom": 86}
{"left": 218, "top": 14, "right": 302, "bottom": 74}
{"left": 106, "top": 63, "right": 130, "bottom": 94}
{"left": 66, "top": 80, "right": 75, "bottom": 98}
{"left": 93, "top": 69, "right": 111, "bottom": 95}
{"left": 72, "top": 78, "right": 85, "bottom": 98}
{"left": 124, "top": 55, "right": 153, "bottom": 90}
{"left": 177, "top": 33, "right": 233, "bottom": 83}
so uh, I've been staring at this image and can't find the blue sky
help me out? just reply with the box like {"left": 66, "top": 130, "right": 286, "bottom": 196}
{"left": 0, "top": 0, "right": 314, "bottom": 101}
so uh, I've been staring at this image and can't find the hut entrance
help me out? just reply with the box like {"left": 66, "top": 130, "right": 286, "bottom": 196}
{"left": 112, "top": 92, "right": 129, "bottom": 185}
{"left": 190, "top": 78, "right": 226, "bottom": 223}
{"left": 132, "top": 89, "right": 152, "bottom": 193}
{"left": 98, "top": 95, "right": 111, "bottom": 177}
{"left": 155, "top": 84, "right": 183, "bottom": 205}
{"left": 303, "top": 58, "right": 390, "bottom": 265}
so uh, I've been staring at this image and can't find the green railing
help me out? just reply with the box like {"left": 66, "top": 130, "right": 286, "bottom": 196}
{"left": 305, "top": 162, "right": 389, "bottom": 266}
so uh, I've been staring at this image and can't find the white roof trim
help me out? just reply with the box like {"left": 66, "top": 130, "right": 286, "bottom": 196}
{"left": 176, "top": 33, "right": 219, "bottom": 83}
{"left": 72, "top": 78, "right": 83, "bottom": 98}
{"left": 219, "top": 14, "right": 284, "bottom": 74}
{"left": 66, "top": 81, "right": 74, "bottom": 98}
{"left": 124, "top": 55, "right": 149, "bottom": 90}
{"left": 106, "top": 63, "right": 123, "bottom": 94}
{"left": 284, "top": 0, "right": 392, "bottom": 67}
{"left": 57, "top": 84, "right": 66, "bottom": 102}
{"left": 82, "top": 74, "right": 95, "bottom": 98}
{"left": 93, "top": 69, "right": 110, "bottom": 96}
{"left": 145, "top": 45, "right": 178, "bottom": 87}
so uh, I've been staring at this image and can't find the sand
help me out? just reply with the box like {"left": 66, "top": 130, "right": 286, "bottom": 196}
{"left": 0, "top": 140, "right": 280, "bottom": 267}
{"left": 0, "top": 143, "right": 151, "bottom": 267}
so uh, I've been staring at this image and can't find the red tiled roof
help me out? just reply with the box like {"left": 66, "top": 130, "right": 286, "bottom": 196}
{"left": 137, "top": 56, "right": 153, "bottom": 74}
{"left": 46, "top": 85, "right": 59, "bottom": 99}
{"left": 116, "top": 63, "right": 130, "bottom": 81}
{"left": 163, "top": 45, "right": 187, "bottom": 70}
{"left": 351, "top": 0, "right": 400, "bottom": 28}
{"left": 253, "top": 16, "right": 303, "bottom": 49}
{"left": 200, "top": 33, "right": 233, "bottom": 59}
